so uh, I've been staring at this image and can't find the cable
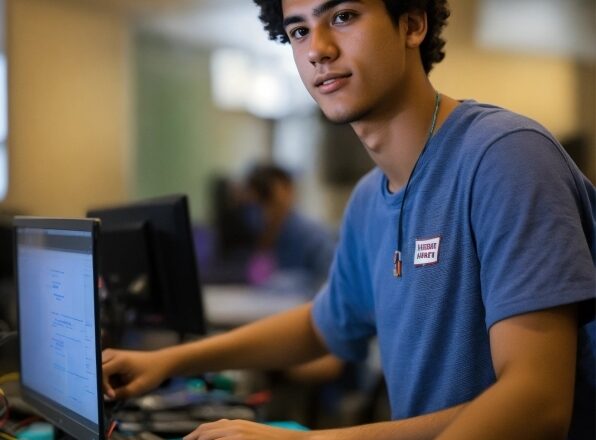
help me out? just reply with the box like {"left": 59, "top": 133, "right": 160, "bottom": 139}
{"left": 106, "top": 420, "right": 118, "bottom": 439}
{"left": 393, "top": 92, "right": 441, "bottom": 277}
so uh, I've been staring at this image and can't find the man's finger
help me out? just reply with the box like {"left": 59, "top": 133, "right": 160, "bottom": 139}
{"left": 101, "top": 349, "right": 126, "bottom": 399}
{"left": 101, "top": 348, "right": 118, "bottom": 365}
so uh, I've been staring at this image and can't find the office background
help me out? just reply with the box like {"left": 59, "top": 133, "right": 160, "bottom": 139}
{"left": 0, "top": 0, "right": 594, "bottom": 228}
{"left": 0, "top": 0, "right": 593, "bottom": 433}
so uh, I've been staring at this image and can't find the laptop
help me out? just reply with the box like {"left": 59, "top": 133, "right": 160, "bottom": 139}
{"left": 14, "top": 216, "right": 105, "bottom": 439}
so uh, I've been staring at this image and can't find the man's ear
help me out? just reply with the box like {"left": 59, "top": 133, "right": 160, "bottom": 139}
{"left": 404, "top": 10, "right": 427, "bottom": 48}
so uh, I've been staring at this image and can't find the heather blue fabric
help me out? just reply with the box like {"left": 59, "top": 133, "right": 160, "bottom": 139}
{"left": 312, "top": 100, "right": 595, "bottom": 437}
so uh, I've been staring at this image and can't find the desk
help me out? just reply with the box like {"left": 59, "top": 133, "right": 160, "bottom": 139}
{"left": 203, "top": 284, "right": 310, "bottom": 329}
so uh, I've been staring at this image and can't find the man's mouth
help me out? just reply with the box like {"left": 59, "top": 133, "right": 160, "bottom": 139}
{"left": 314, "top": 73, "right": 352, "bottom": 93}
{"left": 314, "top": 73, "right": 351, "bottom": 87}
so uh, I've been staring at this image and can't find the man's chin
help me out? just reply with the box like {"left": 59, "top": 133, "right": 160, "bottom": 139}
{"left": 321, "top": 107, "right": 367, "bottom": 125}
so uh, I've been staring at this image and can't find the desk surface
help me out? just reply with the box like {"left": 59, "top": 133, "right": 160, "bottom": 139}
{"left": 203, "top": 285, "right": 311, "bottom": 328}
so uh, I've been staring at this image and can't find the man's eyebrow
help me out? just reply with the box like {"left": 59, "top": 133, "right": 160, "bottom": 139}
{"left": 313, "top": 0, "right": 361, "bottom": 17}
{"left": 282, "top": 0, "right": 362, "bottom": 29}
{"left": 282, "top": 15, "right": 304, "bottom": 29}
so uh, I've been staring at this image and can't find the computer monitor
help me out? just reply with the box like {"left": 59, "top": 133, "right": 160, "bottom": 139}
{"left": 87, "top": 194, "right": 206, "bottom": 339}
{"left": 14, "top": 216, "right": 105, "bottom": 440}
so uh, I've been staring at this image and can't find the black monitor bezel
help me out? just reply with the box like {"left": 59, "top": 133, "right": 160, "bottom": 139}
{"left": 14, "top": 216, "right": 105, "bottom": 440}
{"left": 87, "top": 194, "right": 206, "bottom": 337}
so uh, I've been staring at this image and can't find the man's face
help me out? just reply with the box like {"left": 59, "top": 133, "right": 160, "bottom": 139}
{"left": 281, "top": 0, "right": 409, "bottom": 124}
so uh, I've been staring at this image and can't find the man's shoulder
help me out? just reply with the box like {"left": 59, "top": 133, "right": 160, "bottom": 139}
{"left": 435, "top": 100, "right": 563, "bottom": 175}
{"left": 451, "top": 100, "right": 555, "bottom": 148}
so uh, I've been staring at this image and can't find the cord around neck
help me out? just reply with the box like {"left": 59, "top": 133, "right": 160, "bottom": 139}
{"left": 393, "top": 91, "right": 442, "bottom": 277}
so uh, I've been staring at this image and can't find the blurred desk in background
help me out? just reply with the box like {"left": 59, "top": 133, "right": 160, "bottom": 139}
{"left": 203, "top": 284, "right": 310, "bottom": 329}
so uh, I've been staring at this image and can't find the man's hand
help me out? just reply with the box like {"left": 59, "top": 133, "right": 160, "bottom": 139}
{"left": 102, "top": 348, "right": 172, "bottom": 399}
{"left": 182, "top": 419, "right": 309, "bottom": 440}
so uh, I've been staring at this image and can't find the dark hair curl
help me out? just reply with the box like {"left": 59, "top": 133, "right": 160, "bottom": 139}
{"left": 253, "top": 0, "right": 450, "bottom": 73}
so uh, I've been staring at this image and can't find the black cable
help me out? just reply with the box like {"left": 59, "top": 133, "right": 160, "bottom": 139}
{"left": 393, "top": 92, "right": 441, "bottom": 277}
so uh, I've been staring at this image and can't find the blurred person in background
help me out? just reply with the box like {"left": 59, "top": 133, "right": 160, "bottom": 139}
{"left": 242, "top": 163, "right": 337, "bottom": 296}
{"left": 200, "top": 164, "right": 336, "bottom": 297}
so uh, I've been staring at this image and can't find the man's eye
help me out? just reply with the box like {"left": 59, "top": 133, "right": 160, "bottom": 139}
{"left": 289, "top": 27, "right": 309, "bottom": 40}
{"left": 333, "top": 11, "right": 356, "bottom": 24}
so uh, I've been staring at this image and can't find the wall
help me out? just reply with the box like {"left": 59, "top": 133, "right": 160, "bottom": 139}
{"left": 134, "top": 35, "right": 271, "bottom": 222}
{"left": 431, "top": 0, "right": 583, "bottom": 141}
{"left": 1, "top": 0, "right": 132, "bottom": 217}
{"left": 433, "top": 0, "right": 594, "bottom": 182}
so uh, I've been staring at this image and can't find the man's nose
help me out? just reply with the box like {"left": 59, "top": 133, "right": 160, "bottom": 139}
{"left": 308, "top": 26, "right": 339, "bottom": 66}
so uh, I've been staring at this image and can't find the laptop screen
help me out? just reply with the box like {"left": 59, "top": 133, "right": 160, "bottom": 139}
{"left": 15, "top": 217, "right": 104, "bottom": 439}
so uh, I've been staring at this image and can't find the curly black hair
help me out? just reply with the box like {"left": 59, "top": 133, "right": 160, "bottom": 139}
{"left": 253, "top": 0, "right": 450, "bottom": 74}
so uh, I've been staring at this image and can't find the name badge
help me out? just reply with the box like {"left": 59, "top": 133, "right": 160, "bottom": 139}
{"left": 414, "top": 236, "right": 441, "bottom": 267}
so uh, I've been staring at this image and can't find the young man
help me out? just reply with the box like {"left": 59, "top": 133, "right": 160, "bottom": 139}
{"left": 102, "top": 1, "right": 595, "bottom": 439}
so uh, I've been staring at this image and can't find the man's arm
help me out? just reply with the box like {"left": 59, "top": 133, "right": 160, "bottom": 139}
{"left": 183, "top": 402, "right": 468, "bottom": 440}
{"left": 285, "top": 354, "right": 345, "bottom": 384}
{"left": 437, "top": 304, "right": 578, "bottom": 439}
{"left": 186, "top": 304, "right": 578, "bottom": 440}
{"left": 103, "top": 303, "right": 328, "bottom": 399}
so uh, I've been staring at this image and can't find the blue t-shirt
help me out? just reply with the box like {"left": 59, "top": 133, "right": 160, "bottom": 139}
{"left": 312, "top": 101, "right": 595, "bottom": 435}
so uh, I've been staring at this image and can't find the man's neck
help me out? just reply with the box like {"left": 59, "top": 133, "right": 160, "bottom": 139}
{"left": 351, "top": 82, "right": 458, "bottom": 192}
